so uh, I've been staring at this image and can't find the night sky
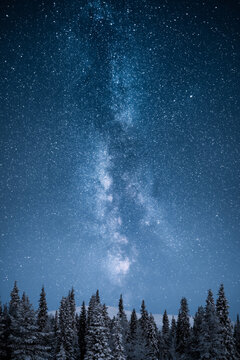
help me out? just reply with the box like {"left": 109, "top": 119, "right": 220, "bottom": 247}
{"left": 0, "top": 0, "right": 240, "bottom": 318}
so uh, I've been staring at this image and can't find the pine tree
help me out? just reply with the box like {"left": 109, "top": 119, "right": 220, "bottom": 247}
{"left": 199, "top": 289, "right": 224, "bottom": 360}
{"left": 38, "top": 286, "right": 48, "bottom": 331}
{"left": 216, "top": 284, "right": 237, "bottom": 359}
{"left": 9, "top": 281, "right": 20, "bottom": 317}
{"left": 126, "top": 309, "right": 140, "bottom": 360}
{"left": 36, "top": 286, "right": 52, "bottom": 359}
{"left": 112, "top": 317, "right": 126, "bottom": 360}
{"left": 117, "top": 294, "right": 129, "bottom": 351}
{"left": 176, "top": 297, "right": 190, "bottom": 357}
{"left": 85, "top": 297, "right": 112, "bottom": 360}
{"left": 58, "top": 296, "right": 77, "bottom": 360}
{"left": 234, "top": 314, "right": 240, "bottom": 357}
{"left": 161, "top": 310, "right": 170, "bottom": 359}
{"left": 169, "top": 316, "right": 177, "bottom": 360}
{"left": 145, "top": 313, "right": 159, "bottom": 360}
{"left": 78, "top": 301, "right": 87, "bottom": 360}
{"left": 191, "top": 306, "right": 205, "bottom": 360}
{"left": 56, "top": 343, "right": 67, "bottom": 360}
{"left": 9, "top": 292, "right": 39, "bottom": 359}
{"left": 0, "top": 302, "right": 8, "bottom": 359}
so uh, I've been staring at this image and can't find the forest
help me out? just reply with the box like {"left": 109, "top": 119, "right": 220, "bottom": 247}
{"left": 0, "top": 282, "right": 240, "bottom": 359}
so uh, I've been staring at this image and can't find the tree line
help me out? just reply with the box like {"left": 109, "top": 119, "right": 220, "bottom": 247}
{"left": 0, "top": 282, "right": 240, "bottom": 359}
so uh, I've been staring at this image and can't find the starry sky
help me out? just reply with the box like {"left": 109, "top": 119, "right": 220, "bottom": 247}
{"left": 0, "top": 0, "right": 240, "bottom": 318}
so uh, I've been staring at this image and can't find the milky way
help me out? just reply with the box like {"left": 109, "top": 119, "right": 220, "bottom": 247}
{"left": 0, "top": 0, "right": 240, "bottom": 317}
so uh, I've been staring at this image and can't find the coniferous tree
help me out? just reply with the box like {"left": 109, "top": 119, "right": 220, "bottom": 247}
{"left": 176, "top": 297, "right": 190, "bottom": 358}
{"left": 56, "top": 343, "right": 67, "bottom": 360}
{"left": 199, "top": 289, "right": 224, "bottom": 360}
{"left": 169, "top": 317, "right": 177, "bottom": 360}
{"left": 191, "top": 306, "right": 205, "bottom": 360}
{"left": 162, "top": 310, "right": 170, "bottom": 359}
{"left": 137, "top": 300, "right": 149, "bottom": 359}
{"left": 127, "top": 308, "right": 142, "bottom": 360}
{"left": 0, "top": 302, "right": 8, "bottom": 359}
{"left": 78, "top": 301, "right": 87, "bottom": 360}
{"left": 85, "top": 293, "right": 112, "bottom": 360}
{"left": 37, "top": 286, "right": 52, "bottom": 359}
{"left": 58, "top": 296, "right": 76, "bottom": 360}
{"left": 68, "top": 288, "right": 78, "bottom": 358}
{"left": 9, "top": 281, "right": 20, "bottom": 318}
{"left": 145, "top": 313, "right": 159, "bottom": 360}
{"left": 9, "top": 292, "right": 39, "bottom": 359}
{"left": 117, "top": 294, "right": 129, "bottom": 351}
{"left": 216, "top": 284, "right": 237, "bottom": 359}
{"left": 234, "top": 314, "right": 240, "bottom": 357}
{"left": 112, "top": 316, "right": 126, "bottom": 360}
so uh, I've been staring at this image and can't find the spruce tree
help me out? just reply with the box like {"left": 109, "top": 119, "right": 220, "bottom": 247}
{"left": 127, "top": 309, "right": 140, "bottom": 360}
{"left": 216, "top": 284, "right": 237, "bottom": 359}
{"left": 9, "top": 281, "right": 20, "bottom": 317}
{"left": 176, "top": 297, "right": 190, "bottom": 357}
{"left": 0, "top": 302, "right": 8, "bottom": 359}
{"left": 37, "top": 286, "right": 52, "bottom": 359}
{"left": 162, "top": 310, "right": 170, "bottom": 359}
{"left": 169, "top": 317, "right": 177, "bottom": 360}
{"left": 112, "top": 317, "right": 126, "bottom": 360}
{"left": 78, "top": 301, "right": 87, "bottom": 360}
{"left": 191, "top": 306, "right": 205, "bottom": 360}
{"left": 85, "top": 298, "right": 112, "bottom": 360}
{"left": 58, "top": 296, "right": 76, "bottom": 360}
{"left": 199, "top": 289, "right": 224, "bottom": 359}
{"left": 9, "top": 292, "right": 39, "bottom": 359}
{"left": 145, "top": 314, "right": 159, "bottom": 360}
{"left": 117, "top": 294, "right": 129, "bottom": 350}
{"left": 234, "top": 314, "right": 240, "bottom": 357}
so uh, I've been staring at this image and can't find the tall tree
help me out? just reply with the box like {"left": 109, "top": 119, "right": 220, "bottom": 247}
{"left": 112, "top": 317, "right": 126, "bottom": 360}
{"left": 127, "top": 308, "right": 142, "bottom": 360}
{"left": 169, "top": 316, "right": 177, "bottom": 360}
{"left": 37, "top": 286, "right": 52, "bottom": 359}
{"left": 9, "top": 292, "right": 39, "bottom": 359}
{"left": 9, "top": 281, "right": 20, "bottom": 317}
{"left": 117, "top": 294, "right": 129, "bottom": 350}
{"left": 234, "top": 314, "right": 240, "bottom": 357}
{"left": 78, "top": 301, "right": 87, "bottom": 360}
{"left": 161, "top": 310, "right": 170, "bottom": 359}
{"left": 85, "top": 299, "right": 112, "bottom": 360}
{"left": 58, "top": 296, "right": 76, "bottom": 360}
{"left": 0, "top": 303, "right": 8, "bottom": 359}
{"left": 199, "top": 289, "right": 224, "bottom": 359}
{"left": 216, "top": 284, "right": 237, "bottom": 359}
{"left": 176, "top": 297, "right": 190, "bottom": 357}
{"left": 145, "top": 314, "right": 159, "bottom": 360}
{"left": 191, "top": 306, "right": 205, "bottom": 360}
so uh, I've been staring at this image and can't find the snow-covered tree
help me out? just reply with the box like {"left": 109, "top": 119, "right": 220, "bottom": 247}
{"left": 85, "top": 294, "right": 112, "bottom": 360}
{"left": 9, "top": 292, "right": 39, "bottom": 359}
{"left": 78, "top": 301, "right": 87, "bottom": 360}
{"left": 126, "top": 308, "right": 142, "bottom": 360}
{"left": 191, "top": 306, "right": 205, "bottom": 360}
{"left": 161, "top": 309, "right": 170, "bottom": 359}
{"left": 0, "top": 302, "right": 8, "bottom": 359}
{"left": 176, "top": 297, "right": 190, "bottom": 357}
{"left": 112, "top": 317, "right": 126, "bottom": 360}
{"left": 145, "top": 313, "right": 159, "bottom": 360}
{"left": 234, "top": 314, "right": 240, "bottom": 357}
{"left": 169, "top": 316, "right": 177, "bottom": 360}
{"left": 199, "top": 289, "right": 224, "bottom": 360}
{"left": 216, "top": 284, "right": 237, "bottom": 359}
{"left": 58, "top": 296, "right": 77, "bottom": 360}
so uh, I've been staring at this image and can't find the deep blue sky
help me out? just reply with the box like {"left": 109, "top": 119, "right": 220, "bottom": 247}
{"left": 0, "top": 0, "right": 240, "bottom": 319}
